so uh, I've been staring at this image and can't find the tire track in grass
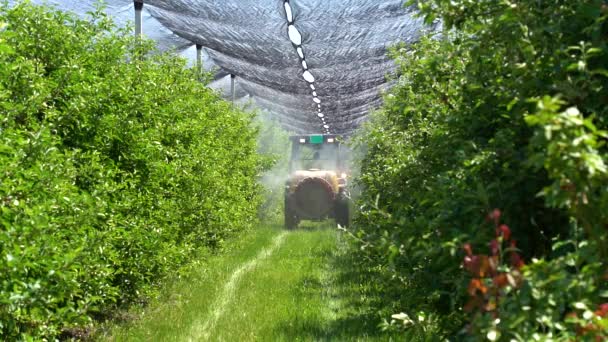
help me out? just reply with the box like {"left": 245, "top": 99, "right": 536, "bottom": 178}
{"left": 187, "top": 231, "right": 288, "bottom": 341}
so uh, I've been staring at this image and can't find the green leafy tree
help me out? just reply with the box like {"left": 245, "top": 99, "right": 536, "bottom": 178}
{"left": 0, "top": 2, "right": 264, "bottom": 339}
{"left": 351, "top": 0, "right": 608, "bottom": 339}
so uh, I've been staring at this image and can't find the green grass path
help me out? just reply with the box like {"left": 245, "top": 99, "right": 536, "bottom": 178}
{"left": 104, "top": 223, "right": 393, "bottom": 341}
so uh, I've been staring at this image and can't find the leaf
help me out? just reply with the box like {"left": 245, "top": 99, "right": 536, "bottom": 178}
{"left": 591, "top": 69, "right": 608, "bottom": 78}
{"left": 487, "top": 329, "right": 500, "bottom": 341}
{"left": 574, "top": 302, "right": 588, "bottom": 310}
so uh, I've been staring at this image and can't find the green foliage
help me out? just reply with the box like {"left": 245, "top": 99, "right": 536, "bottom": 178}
{"left": 466, "top": 238, "right": 607, "bottom": 341}
{"left": 526, "top": 97, "right": 608, "bottom": 261}
{"left": 350, "top": 0, "right": 608, "bottom": 339}
{"left": 0, "top": 2, "right": 263, "bottom": 339}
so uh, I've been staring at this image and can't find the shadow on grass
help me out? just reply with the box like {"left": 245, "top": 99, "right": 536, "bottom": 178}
{"left": 271, "top": 231, "right": 398, "bottom": 341}
{"left": 265, "top": 219, "right": 336, "bottom": 233}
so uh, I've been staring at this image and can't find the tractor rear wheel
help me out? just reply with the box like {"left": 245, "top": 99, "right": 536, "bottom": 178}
{"left": 285, "top": 196, "right": 298, "bottom": 230}
{"left": 335, "top": 192, "right": 350, "bottom": 228}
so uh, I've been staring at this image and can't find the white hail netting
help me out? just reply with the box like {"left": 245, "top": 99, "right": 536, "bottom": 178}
{"left": 9, "top": 0, "right": 438, "bottom": 135}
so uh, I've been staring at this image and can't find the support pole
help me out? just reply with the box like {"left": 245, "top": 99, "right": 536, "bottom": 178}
{"left": 134, "top": 1, "right": 144, "bottom": 37}
{"left": 196, "top": 44, "right": 203, "bottom": 74}
{"left": 230, "top": 74, "right": 236, "bottom": 104}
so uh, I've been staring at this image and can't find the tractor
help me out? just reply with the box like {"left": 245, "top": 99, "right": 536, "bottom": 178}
{"left": 284, "top": 134, "right": 350, "bottom": 229}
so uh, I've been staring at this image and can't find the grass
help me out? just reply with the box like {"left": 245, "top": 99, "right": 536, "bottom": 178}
{"left": 99, "top": 221, "right": 399, "bottom": 341}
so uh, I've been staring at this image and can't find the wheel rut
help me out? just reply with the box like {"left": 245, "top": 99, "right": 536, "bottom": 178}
{"left": 187, "top": 231, "right": 288, "bottom": 341}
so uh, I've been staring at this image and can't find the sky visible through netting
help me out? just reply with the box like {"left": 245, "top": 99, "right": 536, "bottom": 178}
{"left": 8, "top": 0, "right": 439, "bottom": 135}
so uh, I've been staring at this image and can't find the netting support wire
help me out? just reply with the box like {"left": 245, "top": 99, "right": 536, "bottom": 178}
{"left": 134, "top": 1, "right": 144, "bottom": 37}
{"left": 230, "top": 74, "right": 236, "bottom": 104}
{"left": 196, "top": 44, "right": 203, "bottom": 74}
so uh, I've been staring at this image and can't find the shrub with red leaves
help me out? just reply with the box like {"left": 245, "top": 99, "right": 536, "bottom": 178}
{"left": 463, "top": 209, "right": 607, "bottom": 339}
{"left": 463, "top": 209, "right": 524, "bottom": 317}
{"left": 568, "top": 303, "right": 608, "bottom": 340}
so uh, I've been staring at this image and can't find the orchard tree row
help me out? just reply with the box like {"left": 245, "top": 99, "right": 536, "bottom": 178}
{"left": 351, "top": 1, "right": 608, "bottom": 340}
{"left": 0, "top": 3, "right": 266, "bottom": 339}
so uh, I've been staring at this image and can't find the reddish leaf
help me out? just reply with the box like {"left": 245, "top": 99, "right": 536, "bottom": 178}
{"left": 489, "top": 256, "right": 499, "bottom": 276}
{"left": 464, "top": 255, "right": 496, "bottom": 277}
{"left": 566, "top": 312, "right": 578, "bottom": 321}
{"left": 491, "top": 208, "right": 501, "bottom": 225}
{"left": 489, "top": 239, "right": 499, "bottom": 256}
{"left": 510, "top": 252, "right": 524, "bottom": 269}
{"left": 492, "top": 273, "right": 508, "bottom": 288}
{"left": 467, "top": 278, "right": 487, "bottom": 296}
{"left": 463, "top": 243, "right": 473, "bottom": 256}
{"left": 464, "top": 296, "right": 484, "bottom": 312}
{"left": 464, "top": 255, "right": 481, "bottom": 277}
{"left": 596, "top": 303, "right": 608, "bottom": 317}
{"left": 499, "top": 224, "right": 511, "bottom": 241}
